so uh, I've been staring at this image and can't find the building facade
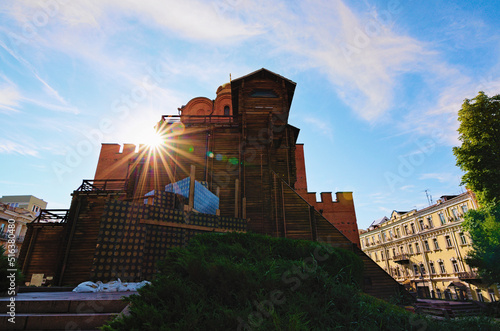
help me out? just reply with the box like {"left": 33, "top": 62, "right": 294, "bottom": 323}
{"left": 0, "top": 195, "right": 47, "bottom": 216}
{"left": 360, "top": 191, "right": 499, "bottom": 302}
{"left": 0, "top": 202, "right": 36, "bottom": 257}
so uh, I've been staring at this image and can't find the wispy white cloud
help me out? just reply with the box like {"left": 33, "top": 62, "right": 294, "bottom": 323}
{"left": 236, "top": 0, "right": 431, "bottom": 121}
{"left": 0, "top": 39, "right": 76, "bottom": 112}
{"left": 400, "top": 185, "right": 414, "bottom": 192}
{"left": 4, "top": 0, "right": 262, "bottom": 42}
{"left": 0, "top": 139, "right": 39, "bottom": 157}
{"left": 419, "top": 172, "right": 452, "bottom": 183}
{"left": 0, "top": 81, "right": 21, "bottom": 113}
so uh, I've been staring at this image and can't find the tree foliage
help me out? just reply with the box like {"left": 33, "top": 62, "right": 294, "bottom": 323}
{"left": 453, "top": 91, "right": 500, "bottom": 204}
{"left": 453, "top": 91, "right": 500, "bottom": 285}
{"left": 462, "top": 203, "right": 500, "bottom": 285}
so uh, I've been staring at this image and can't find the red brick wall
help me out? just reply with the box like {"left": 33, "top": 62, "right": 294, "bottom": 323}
{"left": 294, "top": 144, "right": 361, "bottom": 247}
{"left": 94, "top": 143, "right": 137, "bottom": 180}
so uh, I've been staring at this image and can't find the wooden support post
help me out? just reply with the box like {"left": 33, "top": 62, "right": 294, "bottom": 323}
{"left": 242, "top": 197, "right": 247, "bottom": 219}
{"left": 235, "top": 179, "right": 239, "bottom": 218}
{"left": 309, "top": 206, "right": 317, "bottom": 241}
{"left": 189, "top": 165, "right": 195, "bottom": 210}
{"left": 21, "top": 227, "right": 38, "bottom": 275}
{"left": 216, "top": 185, "right": 221, "bottom": 216}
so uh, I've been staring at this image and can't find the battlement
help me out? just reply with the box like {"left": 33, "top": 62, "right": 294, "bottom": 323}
{"left": 94, "top": 143, "right": 145, "bottom": 181}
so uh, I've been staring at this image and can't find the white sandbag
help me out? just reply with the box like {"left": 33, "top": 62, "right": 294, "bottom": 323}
{"left": 73, "top": 279, "right": 150, "bottom": 292}
{"left": 118, "top": 282, "right": 135, "bottom": 292}
{"left": 136, "top": 280, "right": 151, "bottom": 290}
{"left": 72, "top": 281, "right": 101, "bottom": 293}
{"left": 101, "top": 278, "right": 122, "bottom": 292}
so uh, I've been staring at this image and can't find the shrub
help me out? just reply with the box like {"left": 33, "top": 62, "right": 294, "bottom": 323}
{"left": 102, "top": 232, "right": 499, "bottom": 330}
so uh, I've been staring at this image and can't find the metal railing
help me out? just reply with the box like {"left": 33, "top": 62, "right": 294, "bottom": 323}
{"left": 393, "top": 253, "right": 410, "bottom": 263}
{"left": 76, "top": 179, "right": 128, "bottom": 192}
{"left": 457, "top": 271, "right": 480, "bottom": 280}
{"left": 33, "top": 209, "right": 70, "bottom": 224}
{"left": 161, "top": 114, "right": 235, "bottom": 125}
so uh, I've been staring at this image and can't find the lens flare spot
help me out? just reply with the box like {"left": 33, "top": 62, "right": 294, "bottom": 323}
{"left": 207, "top": 151, "right": 214, "bottom": 158}
{"left": 216, "top": 154, "right": 223, "bottom": 161}
{"left": 188, "top": 146, "right": 194, "bottom": 153}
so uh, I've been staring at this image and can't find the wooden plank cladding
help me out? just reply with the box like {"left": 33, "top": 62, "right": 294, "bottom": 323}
{"left": 272, "top": 172, "right": 408, "bottom": 300}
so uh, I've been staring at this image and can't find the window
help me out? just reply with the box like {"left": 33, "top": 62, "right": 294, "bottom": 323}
{"left": 365, "top": 238, "right": 369, "bottom": 246}
{"left": 415, "top": 242, "right": 420, "bottom": 253}
{"left": 381, "top": 251, "right": 385, "bottom": 260}
{"left": 452, "top": 260, "right": 460, "bottom": 273}
{"left": 378, "top": 234, "right": 381, "bottom": 243}
{"left": 476, "top": 289, "right": 484, "bottom": 302}
{"left": 429, "top": 262, "right": 436, "bottom": 274}
{"left": 223, "top": 105, "right": 230, "bottom": 116}
{"left": 460, "top": 233, "right": 467, "bottom": 245}
{"left": 389, "top": 230, "right": 393, "bottom": 238}
{"left": 420, "top": 264, "right": 426, "bottom": 275}
{"left": 392, "top": 248, "right": 396, "bottom": 257}
{"left": 436, "top": 289, "right": 442, "bottom": 299}
{"left": 396, "top": 228, "right": 401, "bottom": 237}
{"left": 489, "top": 289, "right": 496, "bottom": 302}
{"left": 399, "top": 246, "right": 404, "bottom": 254}
{"left": 439, "top": 213, "right": 446, "bottom": 225}
{"left": 382, "top": 232, "right": 387, "bottom": 242}
{"left": 461, "top": 204, "right": 468, "bottom": 214}
{"left": 404, "top": 225, "right": 409, "bottom": 235}
{"left": 408, "top": 244, "right": 414, "bottom": 254}
{"left": 433, "top": 238, "right": 440, "bottom": 250}
{"left": 410, "top": 223, "right": 416, "bottom": 234}
{"left": 374, "top": 252, "right": 378, "bottom": 261}
{"left": 445, "top": 235, "right": 452, "bottom": 247}
{"left": 452, "top": 208, "right": 459, "bottom": 219}
{"left": 371, "top": 236, "right": 375, "bottom": 244}
{"left": 439, "top": 261, "right": 446, "bottom": 274}
{"left": 250, "top": 89, "right": 278, "bottom": 98}
{"left": 419, "top": 219, "right": 425, "bottom": 231}
{"left": 427, "top": 216, "right": 434, "bottom": 228}
{"left": 413, "top": 264, "right": 419, "bottom": 276}
{"left": 424, "top": 240, "right": 430, "bottom": 251}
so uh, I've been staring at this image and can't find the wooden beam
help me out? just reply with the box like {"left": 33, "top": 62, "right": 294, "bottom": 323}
{"left": 234, "top": 178, "right": 239, "bottom": 218}
{"left": 139, "top": 219, "right": 245, "bottom": 233}
{"left": 189, "top": 165, "right": 195, "bottom": 210}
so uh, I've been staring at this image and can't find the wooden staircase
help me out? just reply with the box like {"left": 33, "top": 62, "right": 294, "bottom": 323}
{"left": 0, "top": 290, "right": 132, "bottom": 330}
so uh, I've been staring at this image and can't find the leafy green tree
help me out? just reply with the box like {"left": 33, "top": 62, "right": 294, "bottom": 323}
{"left": 462, "top": 203, "right": 500, "bottom": 285}
{"left": 453, "top": 91, "right": 500, "bottom": 285}
{"left": 453, "top": 91, "right": 500, "bottom": 204}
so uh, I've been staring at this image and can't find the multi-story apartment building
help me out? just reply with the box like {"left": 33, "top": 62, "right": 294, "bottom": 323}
{"left": 360, "top": 191, "right": 499, "bottom": 302}
{"left": 0, "top": 203, "right": 37, "bottom": 257}
{"left": 0, "top": 195, "right": 47, "bottom": 216}
{"left": 0, "top": 195, "right": 46, "bottom": 257}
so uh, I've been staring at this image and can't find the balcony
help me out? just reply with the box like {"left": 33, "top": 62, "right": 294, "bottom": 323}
{"left": 393, "top": 253, "right": 410, "bottom": 264}
{"left": 458, "top": 271, "right": 480, "bottom": 281}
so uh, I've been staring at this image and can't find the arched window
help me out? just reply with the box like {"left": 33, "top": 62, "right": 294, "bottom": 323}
{"left": 224, "top": 105, "right": 230, "bottom": 116}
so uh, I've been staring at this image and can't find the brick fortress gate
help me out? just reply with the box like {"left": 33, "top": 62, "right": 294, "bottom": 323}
{"left": 19, "top": 69, "right": 406, "bottom": 300}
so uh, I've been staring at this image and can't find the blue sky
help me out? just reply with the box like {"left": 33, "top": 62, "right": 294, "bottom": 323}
{"left": 1, "top": 0, "right": 499, "bottom": 230}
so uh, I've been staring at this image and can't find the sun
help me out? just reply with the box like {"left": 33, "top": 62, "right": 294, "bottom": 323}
{"left": 144, "top": 130, "right": 165, "bottom": 149}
